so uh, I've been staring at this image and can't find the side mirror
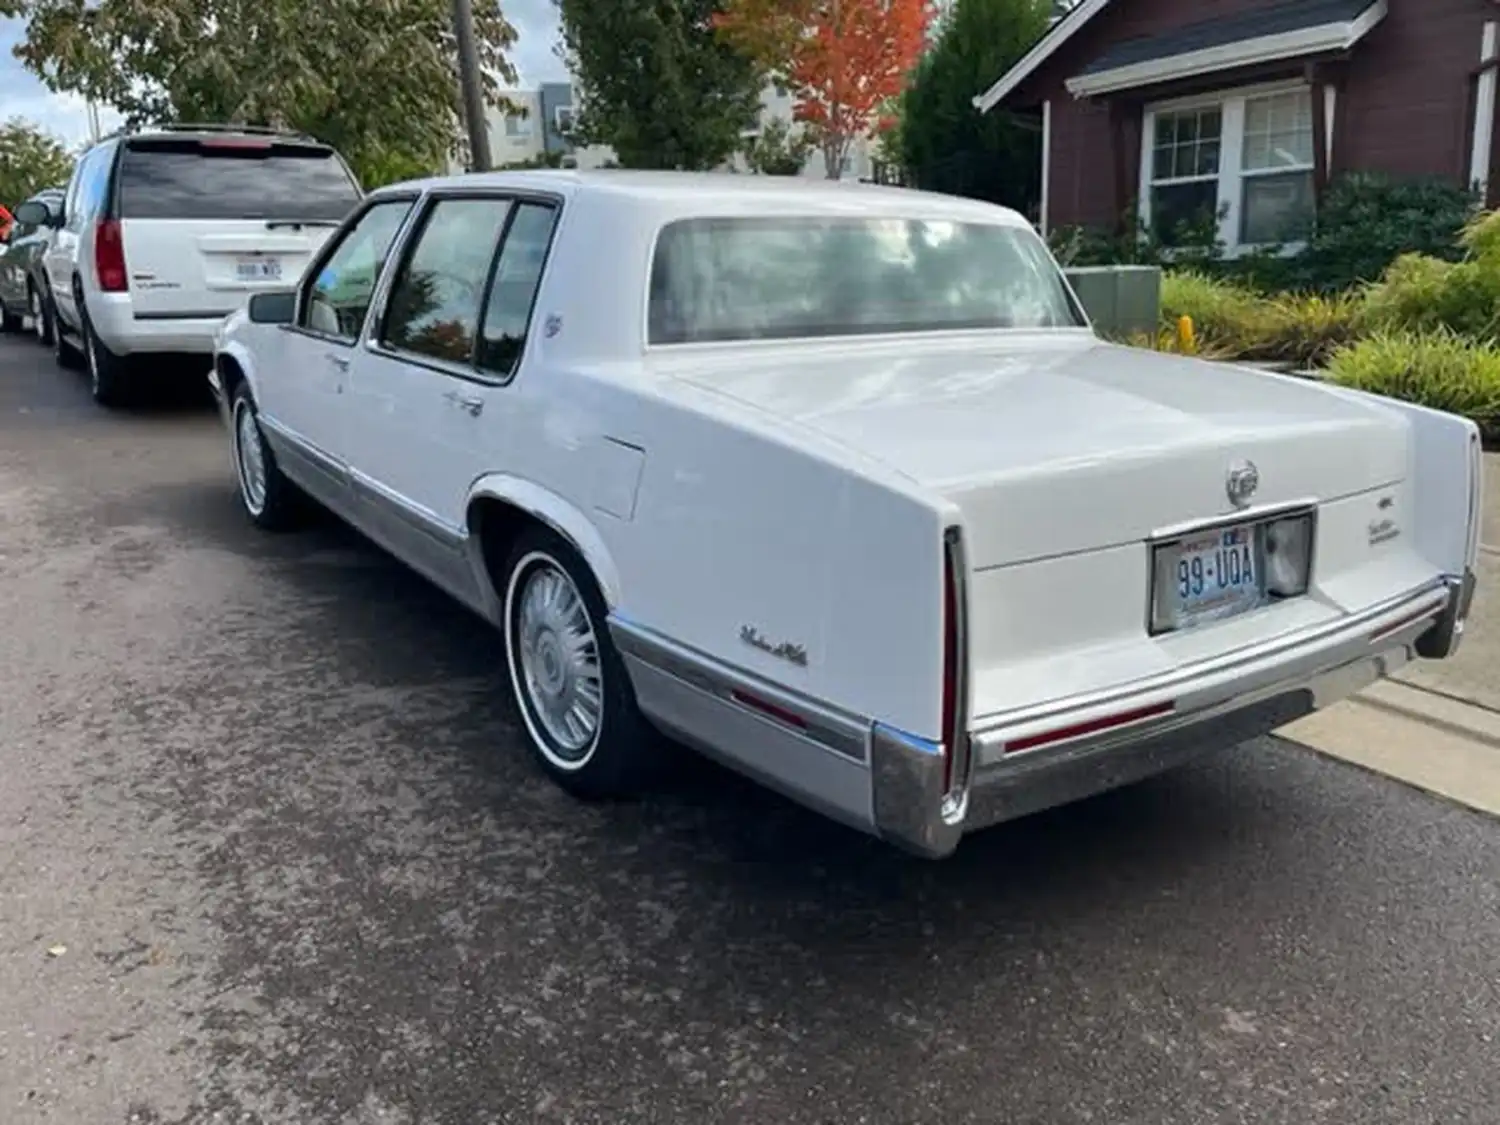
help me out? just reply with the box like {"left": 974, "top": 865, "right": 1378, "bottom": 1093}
{"left": 247, "top": 290, "right": 296, "bottom": 325}
{"left": 13, "top": 200, "right": 56, "bottom": 227}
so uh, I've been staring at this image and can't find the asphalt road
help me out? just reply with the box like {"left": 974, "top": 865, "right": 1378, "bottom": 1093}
{"left": 1, "top": 334, "right": 1497, "bottom": 1125}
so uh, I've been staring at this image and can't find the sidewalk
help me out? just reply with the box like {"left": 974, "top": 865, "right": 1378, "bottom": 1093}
{"left": 1279, "top": 453, "right": 1500, "bottom": 817}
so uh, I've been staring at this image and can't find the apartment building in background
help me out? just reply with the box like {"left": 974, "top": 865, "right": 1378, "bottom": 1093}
{"left": 455, "top": 81, "right": 874, "bottom": 181}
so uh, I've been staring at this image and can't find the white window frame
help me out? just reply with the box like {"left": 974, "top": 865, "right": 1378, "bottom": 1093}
{"left": 554, "top": 106, "right": 576, "bottom": 133}
{"left": 1139, "top": 78, "right": 1317, "bottom": 256}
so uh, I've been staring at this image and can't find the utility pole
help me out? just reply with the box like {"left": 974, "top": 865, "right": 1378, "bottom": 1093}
{"left": 452, "top": 0, "right": 492, "bottom": 172}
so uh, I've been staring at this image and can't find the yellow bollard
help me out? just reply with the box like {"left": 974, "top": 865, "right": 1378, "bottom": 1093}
{"left": 1176, "top": 314, "right": 1196, "bottom": 353}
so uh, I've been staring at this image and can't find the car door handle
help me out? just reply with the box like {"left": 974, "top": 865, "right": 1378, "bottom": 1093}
{"left": 326, "top": 354, "right": 350, "bottom": 371}
{"left": 443, "top": 390, "right": 484, "bottom": 417}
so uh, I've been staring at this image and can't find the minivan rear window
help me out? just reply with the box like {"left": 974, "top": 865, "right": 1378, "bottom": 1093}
{"left": 117, "top": 140, "right": 362, "bottom": 223}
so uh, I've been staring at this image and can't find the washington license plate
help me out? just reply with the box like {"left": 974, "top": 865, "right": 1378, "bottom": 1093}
{"left": 236, "top": 257, "right": 282, "bottom": 282}
{"left": 1158, "top": 523, "right": 1263, "bottom": 630}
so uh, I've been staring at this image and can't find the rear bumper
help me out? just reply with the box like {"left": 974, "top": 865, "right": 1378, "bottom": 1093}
{"left": 872, "top": 575, "right": 1468, "bottom": 859}
{"left": 89, "top": 295, "right": 228, "bottom": 355}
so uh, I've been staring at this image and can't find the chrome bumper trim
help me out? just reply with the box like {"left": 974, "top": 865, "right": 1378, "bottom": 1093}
{"left": 871, "top": 581, "right": 1449, "bottom": 860}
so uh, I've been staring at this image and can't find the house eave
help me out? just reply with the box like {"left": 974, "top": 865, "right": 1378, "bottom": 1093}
{"left": 971, "top": 0, "right": 1114, "bottom": 114}
{"left": 1064, "top": 0, "right": 1387, "bottom": 99}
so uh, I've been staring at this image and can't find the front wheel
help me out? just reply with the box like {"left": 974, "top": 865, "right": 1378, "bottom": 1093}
{"left": 501, "top": 528, "right": 658, "bottom": 798}
{"left": 230, "top": 383, "right": 300, "bottom": 530}
{"left": 0, "top": 301, "right": 22, "bottom": 333}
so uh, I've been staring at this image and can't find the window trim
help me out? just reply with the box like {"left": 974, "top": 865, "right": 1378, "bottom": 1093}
{"left": 287, "top": 192, "right": 423, "bottom": 347}
{"left": 1139, "top": 79, "right": 1317, "bottom": 255}
{"left": 553, "top": 105, "right": 575, "bottom": 134}
{"left": 363, "top": 185, "right": 565, "bottom": 388}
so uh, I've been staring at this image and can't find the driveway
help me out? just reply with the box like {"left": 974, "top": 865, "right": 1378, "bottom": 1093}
{"left": 1, "top": 336, "right": 1497, "bottom": 1125}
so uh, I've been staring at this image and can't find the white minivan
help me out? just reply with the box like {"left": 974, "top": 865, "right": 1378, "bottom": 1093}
{"left": 21, "top": 124, "right": 362, "bottom": 406}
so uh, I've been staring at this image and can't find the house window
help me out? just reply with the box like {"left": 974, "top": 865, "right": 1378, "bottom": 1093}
{"left": 554, "top": 106, "right": 575, "bottom": 134}
{"left": 1148, "top": 107, "right": 1222, "bottom": 244}
{"left": 504, "top": 115, "right": 531, "bottom": 138}
{"left": 1142, "top": 84, "right": 1317, "bottom": 252}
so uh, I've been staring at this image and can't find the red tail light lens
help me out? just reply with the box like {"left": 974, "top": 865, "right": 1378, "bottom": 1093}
{"left": 940, "top": 527, "right": 970, "bottom": 808}
{"left": 95, "top": 219, "right": 128, "bottom": 292}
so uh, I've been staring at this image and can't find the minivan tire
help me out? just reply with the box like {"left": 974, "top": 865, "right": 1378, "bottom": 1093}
{"left": 0, "top": 303, "right": 22, "bottom": 333}
{"left": 54, "top": 310, "right": 83, "bottom": 371}
{"left": 82, "top": 310, "right": 130, "bottom": 408}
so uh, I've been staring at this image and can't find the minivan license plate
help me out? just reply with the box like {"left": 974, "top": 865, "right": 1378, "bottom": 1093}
{"left": 236, "top": 257, "right": 282, "bottom": 282}
{"left": 1159, "top": 523, "right": 1262, "bottom": 629}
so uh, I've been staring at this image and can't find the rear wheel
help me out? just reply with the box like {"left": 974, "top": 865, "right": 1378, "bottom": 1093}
{"left": 0, "top": 302, "right": 22, "bottom": 333}
{"left": 501, "top": 528, "right": 658, "bottom": 799}
{"left": 82, "top": 309, "right": 130, "bottom": 407}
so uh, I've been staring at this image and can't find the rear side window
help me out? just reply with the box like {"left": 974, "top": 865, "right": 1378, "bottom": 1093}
{"left": 117, "top": 140, "right": 361, "bottom": 222}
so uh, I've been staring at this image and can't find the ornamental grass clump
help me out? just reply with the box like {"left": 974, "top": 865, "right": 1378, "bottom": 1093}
{"left": 1327, "top": 328, "right": 1500, "bottom": 436}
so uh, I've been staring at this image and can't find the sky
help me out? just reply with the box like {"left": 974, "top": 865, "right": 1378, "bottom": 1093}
{"left": 0, "top": 1, "right": 568, "bottom": 147}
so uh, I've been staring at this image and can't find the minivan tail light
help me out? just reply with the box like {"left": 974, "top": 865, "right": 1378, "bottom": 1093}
{"left": 940, "top": 527, "right": 972, "bottom": 816}
{"left": 95, "top": 219, "right": 128, "bottom": 292}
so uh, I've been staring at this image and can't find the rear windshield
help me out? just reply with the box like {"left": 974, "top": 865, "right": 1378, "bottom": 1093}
{"left": 648, "top": 215, "right": 1084, "bottom": 345}
{"left": 117, "top": 140, "right": 362, "bottom": 222}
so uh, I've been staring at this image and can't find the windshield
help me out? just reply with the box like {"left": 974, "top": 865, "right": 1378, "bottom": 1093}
{"left": 648, "top": 215, "right": 1084, "bottom": 345}
{"left": 118, "top": 140, "right": 362, "bottom": 223}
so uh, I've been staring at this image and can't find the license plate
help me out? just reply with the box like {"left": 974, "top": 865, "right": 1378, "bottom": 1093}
{"left": 236, "top": 257, "right": 282, "bottom": 282}
{"left": 1156, "top": 522, "right": 1263, "bottom": 631}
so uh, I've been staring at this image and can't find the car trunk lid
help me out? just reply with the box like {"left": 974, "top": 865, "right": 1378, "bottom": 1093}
{"left": 666, "top": 335, "right": 1408, "bottom": 570}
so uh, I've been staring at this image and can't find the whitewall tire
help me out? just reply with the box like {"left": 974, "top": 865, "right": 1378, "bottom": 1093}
{"left": 501, "top": 528, "right": 656, "bottom": 798}
{"left": 230, "top": 384, "right": 298, "bottom": 531}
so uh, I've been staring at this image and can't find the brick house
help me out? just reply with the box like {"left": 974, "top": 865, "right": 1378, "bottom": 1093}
{"left": 972, "top": 0, "right": 1500, "bottom": 251}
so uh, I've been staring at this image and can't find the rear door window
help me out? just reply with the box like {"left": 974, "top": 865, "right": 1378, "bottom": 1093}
{"left": 117, "top": 139, "right": 361, "bottom": 223}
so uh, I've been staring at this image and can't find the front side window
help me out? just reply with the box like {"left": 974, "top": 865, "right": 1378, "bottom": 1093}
{"left": 648, "top": 216, "right": 1082, "bottom": 346}
{"left": 381, "top": 197, "right": 513, "bottom": 365}
{"left": 300, "top": 199, "right": 414, "bottom": 340}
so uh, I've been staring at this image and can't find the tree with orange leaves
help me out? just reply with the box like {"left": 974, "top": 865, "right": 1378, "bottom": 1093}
{"left": 716, "top": 0, "right": 935, "bottom": 179}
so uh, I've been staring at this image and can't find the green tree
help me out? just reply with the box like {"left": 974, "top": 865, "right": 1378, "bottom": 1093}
{"left": 0, "top": 117, "right": 75, "bottom": 208}
{"left": 0, "top": 0, "right": 518, "bottom": 188}
{"left": 556, "top": 0, "right": 763, "bottom": 170}
{"left": 897, "top": 0, "right": 1051, "bottom": 210}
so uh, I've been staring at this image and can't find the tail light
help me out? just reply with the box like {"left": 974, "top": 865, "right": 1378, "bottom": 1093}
{"left": 94, "top": 219, "right": 128, "bottom": 292}
{"left": 940, "top": 527, "right": 971, "bottom": 817}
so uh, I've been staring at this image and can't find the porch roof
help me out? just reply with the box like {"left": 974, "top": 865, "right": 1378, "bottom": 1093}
{"left": 1067, "top": 0, "right": 1387, "bottom": 98}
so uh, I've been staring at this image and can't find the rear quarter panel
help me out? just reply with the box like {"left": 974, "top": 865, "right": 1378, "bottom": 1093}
{"left": 546, "top": 369, "right": 952, "bottom": 741}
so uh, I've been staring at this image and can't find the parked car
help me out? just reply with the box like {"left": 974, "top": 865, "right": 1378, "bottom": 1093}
{"left": 13, "top": 123, "right": 362, "bottom": 406}
{"left": 209, "top": 170, "right": 1483, "bottom": 859}
{"left": 0, "top": 186, "right": 65, "bottom": 341}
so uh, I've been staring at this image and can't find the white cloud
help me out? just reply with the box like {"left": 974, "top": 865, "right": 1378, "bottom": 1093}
{"left": 1, "top": 5, "right": 565, "bottom": 149}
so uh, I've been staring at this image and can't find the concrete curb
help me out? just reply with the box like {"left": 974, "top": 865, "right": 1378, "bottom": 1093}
{"left": 1280, "top": 680, "right": 1500, "bottom": 818}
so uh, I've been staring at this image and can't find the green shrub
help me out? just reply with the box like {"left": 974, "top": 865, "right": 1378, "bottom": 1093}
{"left": 1356, "top": 209, "right": 1500, "bottom": 340}
{"left": 1259, "top": 291, "right": 1364, "bottom": 368}
{"left": 1327, "top": 329, "right": 1500, "bottom": 432}
{"left": 1159, "top": 271, "right": 1270, "bottom": 350}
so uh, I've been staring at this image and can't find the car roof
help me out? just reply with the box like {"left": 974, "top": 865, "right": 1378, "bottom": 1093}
{"left": 372, "top": 168, "right": 1030, "bottom": 226}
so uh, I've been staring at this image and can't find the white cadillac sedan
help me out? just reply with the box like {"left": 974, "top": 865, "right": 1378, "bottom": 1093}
{"left": 210, "top": 169, "right": 1482, "bottom": 859}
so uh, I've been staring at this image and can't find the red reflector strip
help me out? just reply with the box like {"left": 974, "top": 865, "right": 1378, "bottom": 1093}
{"left": 1004, "top": 700, "right": 1175, "bottom": 755}
{"left": 730, "top": 689, "right": 808, "bottom": 730}
{"left": 1369, "top": 606, "right": 1439, "bottom": 644}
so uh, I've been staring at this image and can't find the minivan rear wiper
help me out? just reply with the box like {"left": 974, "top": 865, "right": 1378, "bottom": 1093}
{"left": 264, "top": 219, "right": 342, "bottom": 230}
